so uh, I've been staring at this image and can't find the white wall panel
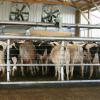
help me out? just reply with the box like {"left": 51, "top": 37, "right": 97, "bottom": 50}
{"left": 61, "top": 6, "right": 75, "bottom": 24}
{"left": 0, "top": 2, "right": 11, "bottom": 20}
{"left": 29, "top": 3, "right": 43, "bottom": 22}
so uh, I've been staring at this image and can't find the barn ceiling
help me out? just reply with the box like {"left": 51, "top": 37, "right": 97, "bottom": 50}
{"left": 0, "top": 0, "right": 100, "bottom": 10}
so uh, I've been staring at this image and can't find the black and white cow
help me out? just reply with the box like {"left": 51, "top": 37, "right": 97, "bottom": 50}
{"left": 33, "top": 41, "right": 53, "bottom": 75}
{"left": 82, "top": 42, "right": 100, "bottom": 79}
{"left": 5, "top": 41, "right": 20, "bottom": 76}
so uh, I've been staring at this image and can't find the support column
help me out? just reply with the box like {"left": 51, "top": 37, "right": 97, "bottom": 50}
{"left": 75, "top": 10, "right": 80, "bottom": 37}
{"left": 87, "top": 9, "right": 91, "bottom": 37}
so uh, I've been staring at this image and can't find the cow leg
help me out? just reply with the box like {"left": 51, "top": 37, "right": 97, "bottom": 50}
{"left": 35, "top": 59, "right": 40, "bottom": 74}
{"left": 29, "top": 60, "right": 34, "bottom": 76}
{"left": 41, "top": 59, "right": 45, "bottom": 75}
{"left": 70, "top": 65, "right": 74, "bottom": 79}
{"left": 45, "top": 66, "right": 47, "bottom": 74}
{"left": 36, "top": 66, "right": 39, "bottom": 73}
{"left": 89, "top": 65, "right": 93, "bottom": 79}
{"left": 1, "top": 66, "right": 5, "bottom": 77}
{"left": 57, "top": 66, "right": 61, "bottom": 80}
{"left": 98, "top": 66, "right": 100, "bottom": 73}
{"left": 66, "top": 65, "right": 69, "bottom": 80}
{"left": 80, "top": 65, "right": 84, "bottom": 78}
{"left": 11, "top": 57, "right": 17, "bottom": 77}
{"left": 30, "top": 66, "right": 34, "bottom": 76}
{"left": 44, "top": 59, "right": 48, "bottom": 75}
{"left": 40, "top": 56, "right": 44, "bottom": 75}
{"left": 42, "top": 66, "right": 44, "bottom": 75}
{"left": 55, "top": 65, "right": 58, "bottom": 77}
{"left": 55, "top": 64, "right": 61, "bottom": 80}
{"left": 21, "top": 59, "right": 24, "bottom": 76}
{"left": 33, "top": 61, "right": 37, "bottom": 75}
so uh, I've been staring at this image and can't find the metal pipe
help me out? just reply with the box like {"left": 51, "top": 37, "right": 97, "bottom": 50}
{"left": 1, "top": 80, "right": 100, "bottom": 85}
{"left": 60, "top": 41, "right": 65, "bottom": 81}
{"left": 0, "top": 21, "right": 100, "bottom": 29}
{"left": 0, "top": 21, "right": 54, "bottom": 27}
{"left": 63, "top": 24, "right": 100, "bottom": 29}
{"left": 8, "top": 63, "right": 100, "bottom": 66}
{"left": 0, "top": 36, "right": 100, "bottom": 41}
{"left": 0, "top": 63, "right": 100, "bottom": 67}
{"left": 7, "top": 39, "right": 10, "bottom": 82}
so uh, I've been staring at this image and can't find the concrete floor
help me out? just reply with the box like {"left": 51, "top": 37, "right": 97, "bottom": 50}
{"left": 0, "top": 86, "right": 100, "bottom": 100}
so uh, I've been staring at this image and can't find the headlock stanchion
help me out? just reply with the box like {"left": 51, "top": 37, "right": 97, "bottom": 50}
{"left": 0, "top": 36, "right": 100, "bottom": 87}
{"left": 7, "top": 39, "right": 10, "bottom": 82}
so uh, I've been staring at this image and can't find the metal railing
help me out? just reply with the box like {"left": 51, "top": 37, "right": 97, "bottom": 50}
{"left": 0, "top": 21, "right": 100, "bottom": 29}
{"left": 0, "top": 36, "right": 100, "bottom": 87}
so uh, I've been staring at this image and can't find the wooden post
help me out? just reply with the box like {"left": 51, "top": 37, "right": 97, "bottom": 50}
{"left": 75, "top": 10, "right": 80, "bottom": 37}
{"left": 87, "top": 8, "right": 91, "bottom": 37}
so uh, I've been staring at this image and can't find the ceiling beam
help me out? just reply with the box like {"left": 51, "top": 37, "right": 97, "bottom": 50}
{"left": 0, "top": 0, "right": 81, "bottom": 6}
{"left": 81, "top": 0, "right": 100, "bottom": 11}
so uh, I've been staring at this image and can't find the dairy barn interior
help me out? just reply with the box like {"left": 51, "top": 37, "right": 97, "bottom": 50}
{"left": 0, "top": 0, "right": 100, "bottom": 100}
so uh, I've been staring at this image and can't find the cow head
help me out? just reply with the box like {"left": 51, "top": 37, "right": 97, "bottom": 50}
{"left": 82, "top": 43, "right": 98, "bottom": 63}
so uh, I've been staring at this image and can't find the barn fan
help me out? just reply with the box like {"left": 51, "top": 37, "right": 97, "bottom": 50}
{"left": 41, "top": 5, "right": 60, "bottom": 23}
{"left": 9, "top": 3, "right": 30, "bottom": 21}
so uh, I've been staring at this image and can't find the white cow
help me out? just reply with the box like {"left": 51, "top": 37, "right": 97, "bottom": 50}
{"left": 49, "top": 43, "right": 70, "bottom": 80}
{"left": 0, "top": 41, "right": 7, "bottom": 77}
{"left": 19, "top": 40, "right": 36, "bottom": 76}
{"left": 68, "top": 42, "right": 84, "bottom": 79}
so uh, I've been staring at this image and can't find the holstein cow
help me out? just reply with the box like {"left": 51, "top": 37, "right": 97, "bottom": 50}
{"left": 0, "top": 41, "right": 7, "bottom": 77}
{"left": 68, "top": 42, "right": 84, "bottom": 79}
{"left": 19, "top": 40, "right": 36, "bottom": 76}
{"left": 49, "top": 43, "right": 70, "bottom": 80}
{"left": 5, "top": 41, "right": 20, "bottom": 77}
{"left": 34, "top": 41, "right": 53, "bottom": 75}
{"left": 82, "top": 42, "right": 99, "bottom": 79}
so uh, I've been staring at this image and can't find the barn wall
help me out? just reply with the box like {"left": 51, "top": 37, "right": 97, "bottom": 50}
{"left": 29, "top": 4, "right": 75, "bottom": 23}
{"left": 0, "top": 2, "right": 75, "bottom": 23}
{"left": 29, "top": 3, "right": 43, "bottom": 22}
{"left": 0, "top": 2, "right": 75, "bottom": 34}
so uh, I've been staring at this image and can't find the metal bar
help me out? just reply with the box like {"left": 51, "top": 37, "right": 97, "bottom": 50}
{"left": 63, "top": 24, "right": 100, "bottom": 29}
{"left": 0, "top": 21, "right": 54, "bottom": 27}
{"left": 0, "top": 21, "right": 100, "bottom": 29}
{"left": 0, "top": 80, "right": 100, "bottom": 85}
{"left": 0, "top": 63, "right": 100, "bottom": 67}
{"left": 0, "top": 80, "right": 100, "bottom": 88}
{"left": 7, "top": 39, "right": 10, "bottom": 82}
{"left": 0, "top": 36, "right": 100, "bottom": 41}
{"left": 60, "top": 41, "right": 65, "bottom": 81}
{"left": 8, "top": 64, "right": 100, "bottom": 66}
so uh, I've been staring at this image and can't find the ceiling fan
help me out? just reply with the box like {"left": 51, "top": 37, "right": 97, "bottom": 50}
{"left": 9, "top": 3, "right": 30, "bottom": 21}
